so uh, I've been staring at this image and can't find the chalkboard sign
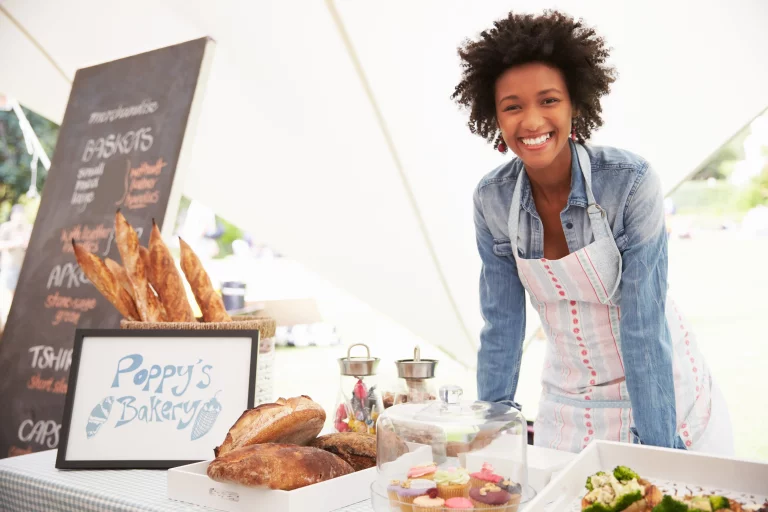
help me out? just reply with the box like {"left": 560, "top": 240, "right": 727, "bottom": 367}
{"left": 0, "top": 37, "right": 215, "bottom": 458}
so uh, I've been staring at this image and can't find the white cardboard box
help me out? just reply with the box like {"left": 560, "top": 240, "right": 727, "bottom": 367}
{"left": 525, "top": 441, "right": 768, "bottom": 512}
{"left": 168, "top": 460, "right": 376, "bottom": 512}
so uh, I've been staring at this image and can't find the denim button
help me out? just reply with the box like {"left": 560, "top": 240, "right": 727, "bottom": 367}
{"left": 565, "top": 222, "right": 574, "bottom": 229}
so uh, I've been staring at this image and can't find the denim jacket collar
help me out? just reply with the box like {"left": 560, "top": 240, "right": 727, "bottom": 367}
{"left": 519, "top": 140, "right": 589, "bottom": 217}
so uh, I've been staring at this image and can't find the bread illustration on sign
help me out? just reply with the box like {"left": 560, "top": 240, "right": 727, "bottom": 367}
{"left": 72, "top": 211, "right": 231, "bottom": 324}
{"left": 85, "top": 396, "right": 115, "bottom": 439}
{"left": 214, "top": 395, "right": 325, "bottom": 458}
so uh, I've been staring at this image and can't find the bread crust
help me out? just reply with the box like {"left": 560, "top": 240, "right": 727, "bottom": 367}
{"left": 308, "top": 432, "right": 376, "bottom": 471}
{"left": 73, "top": 242, "right": 139, "bottom": 320}
{"left": 214, "top": 396, "right": 326, "bottom": 457}
{"left": 207, "top": 443, "right": 354, "bottom": 490}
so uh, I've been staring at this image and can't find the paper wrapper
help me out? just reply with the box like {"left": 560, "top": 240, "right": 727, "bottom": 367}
{"left": 413, "top": 503, "right": 445, "bottom": 512}
{"left": 470, "top": 497, "right": 517, "bottom": 510}
{"left": 437, "top": 483, "right": 470, "bottom": 500}
{"left": 120, "top": 315, "right": 276, "bottom": 354}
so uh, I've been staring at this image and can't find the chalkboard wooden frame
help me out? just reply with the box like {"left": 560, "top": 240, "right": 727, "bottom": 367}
{"left": 56, "top": 329, "right": 258, "bottom": 470}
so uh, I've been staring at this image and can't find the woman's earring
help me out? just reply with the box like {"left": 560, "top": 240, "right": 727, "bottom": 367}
{"left": 496, "top": 134, "right": 507, "bottom": 153}
{"left": 571, "top": 128, "right": 577, "bottom": 141}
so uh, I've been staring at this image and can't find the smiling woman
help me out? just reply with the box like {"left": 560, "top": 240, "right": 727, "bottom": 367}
{"left": 452, "top": 10, "right": 734, "bottom": 456}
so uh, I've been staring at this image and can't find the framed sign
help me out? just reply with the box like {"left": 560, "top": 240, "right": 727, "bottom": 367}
{"left": 56, "top": 329, "right": 257, "bottom": 469}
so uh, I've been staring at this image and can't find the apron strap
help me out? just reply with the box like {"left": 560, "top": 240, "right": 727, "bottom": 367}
{"left": 508, "top": 143, "right": 618, "bottom": 248}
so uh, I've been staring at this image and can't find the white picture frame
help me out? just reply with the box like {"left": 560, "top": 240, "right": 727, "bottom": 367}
{"left": 56, "top": 329, "right": 258, "bottom": 469}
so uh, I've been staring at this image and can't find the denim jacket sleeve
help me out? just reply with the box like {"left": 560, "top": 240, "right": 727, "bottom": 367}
{"left": 618, "top": 165, "right": 686, "bottom": 449}
{"left": 474, "top": 185, "right": 527, "bottom": 407}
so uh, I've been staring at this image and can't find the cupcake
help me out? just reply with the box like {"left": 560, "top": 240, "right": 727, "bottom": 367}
{"left": 387, "top": 480, "right": 403, "bottom": 506}
{"left": 445, "top": 497, "right": 474, "bottom": 511}
{"left": 412, "top": 488, "right": 445, "bottom": 512}
{"left": 469, "top": 462, "right": 503, "bottom": 489}
{"left": 499, "top": 479, "right": 522, "bottom": 511}
{"left": 434, "top": 467, "right": 470, "bottom": 499}
{"left": 407, "top": 462, "right": 438, "bottom": 480}
{"left": 396, "top": 479, "right": 437, "bottom": 512}
{"left": 469, "top": 483, "right": 513, "bottom": 510}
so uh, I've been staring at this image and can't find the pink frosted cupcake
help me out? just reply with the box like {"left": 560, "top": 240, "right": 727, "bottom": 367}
{"left": 407, "top": 462, "right": 438, "bottom": 481}
{"left": 469, "top": 462, "right": 503, "bottom": 489}
{"left": 412, "top": 488, "right": 445, "bottom": 512}
{"left": 445, "top": 497, "right": 474, "bottom": 511}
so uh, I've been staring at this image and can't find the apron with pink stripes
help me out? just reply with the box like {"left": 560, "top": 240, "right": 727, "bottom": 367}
{"left": 509, "top": 144, "right": 713, "bottom": 453}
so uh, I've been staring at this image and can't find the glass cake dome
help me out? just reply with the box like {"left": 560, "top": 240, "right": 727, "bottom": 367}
{"left": 371, "top": 385, "right": 535, "bottom": 511}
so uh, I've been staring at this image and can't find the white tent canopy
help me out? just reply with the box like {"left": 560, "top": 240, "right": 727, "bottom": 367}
{"left": 2, "top": 0, "right": 767, "bottom": 367}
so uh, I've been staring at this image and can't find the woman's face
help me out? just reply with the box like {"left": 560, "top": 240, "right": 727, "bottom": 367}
{"left": 495, "top": 62, "right": 574, "bottom": 172}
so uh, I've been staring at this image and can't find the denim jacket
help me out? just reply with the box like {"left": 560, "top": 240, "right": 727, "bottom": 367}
{"left": 474, "top": 140, "right": 684, "bottom": 449}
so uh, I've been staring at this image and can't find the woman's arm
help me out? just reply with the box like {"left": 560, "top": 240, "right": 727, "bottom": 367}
{"left": 618, "top": 165, "right": 685, "bottom": 449}
{"left": 474, "top": 185, "right": 527, "bottom": 406}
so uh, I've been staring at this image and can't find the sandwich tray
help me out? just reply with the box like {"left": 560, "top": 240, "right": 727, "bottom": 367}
{"left": 168, "top": 459, "right": 376, "bottom": 512}
{"left": 524, "top": 441, "right": 768, "bottom": 511}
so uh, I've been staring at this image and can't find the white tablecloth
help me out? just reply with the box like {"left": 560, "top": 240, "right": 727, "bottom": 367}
{"left": 0, "top": 450, "right": 373, "bottom": 512}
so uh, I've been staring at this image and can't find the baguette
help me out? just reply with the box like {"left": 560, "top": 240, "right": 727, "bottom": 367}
{"left": 104, "top": 257, "right": 135, "bottom": 303}
{"left": 114, "top": 211, "right": 164, "bottom": 322}
{"left": 73, "top": 242, "right": 139, "bottom": 320}
{"left": 148, "top": 221, "right": 195, "bottom": 322}
{"left": 179, "top": 237, "right": 230, "bottom": 322}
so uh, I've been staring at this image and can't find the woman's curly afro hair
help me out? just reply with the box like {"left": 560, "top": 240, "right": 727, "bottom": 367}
{"left": 451, "top": 10, "right": 616, "bottom": 147}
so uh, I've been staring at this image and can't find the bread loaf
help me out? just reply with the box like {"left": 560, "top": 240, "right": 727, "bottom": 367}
{"left": 214, "top": 395, "right": 326, "bottom": 457}
{"left": 207, "top": 443, "right": 354, "bottom": 490}
{"left": 308, "top": 432, "right": 376, "bottom": 471}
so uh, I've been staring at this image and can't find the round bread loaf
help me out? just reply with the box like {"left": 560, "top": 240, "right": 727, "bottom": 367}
{"left": 207, "top": 443, "right": 354, "bottom": 490}
{"left": 308, "top": 432, "right": 376, "bottom": 471}
{"left": 214, "top": 395, "right": 325, "bottom": 457}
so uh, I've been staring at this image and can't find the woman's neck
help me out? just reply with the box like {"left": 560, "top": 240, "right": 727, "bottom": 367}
{"left": 526, "top": 144, "right": 572, "bottom": 207}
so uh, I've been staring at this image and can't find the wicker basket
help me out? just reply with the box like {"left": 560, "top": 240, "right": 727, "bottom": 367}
{"left": 120, "top": 316, "right": 276, "bottom": 405}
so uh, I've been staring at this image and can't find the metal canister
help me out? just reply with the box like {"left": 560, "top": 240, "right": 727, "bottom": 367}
{"left": 334, "top": 344, "right": 383, "bottom": 434}
{"left": 394, "top": 346, "right": 438, "bottom": 404}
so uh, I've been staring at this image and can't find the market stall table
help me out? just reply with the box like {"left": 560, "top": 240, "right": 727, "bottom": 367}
{"left": 0, "top": 450, "right": 374, "bottom": 512}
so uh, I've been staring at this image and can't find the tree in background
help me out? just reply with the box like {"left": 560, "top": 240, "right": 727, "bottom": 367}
{"left": 0, "top": 105, "right": 58, "bottom": 221}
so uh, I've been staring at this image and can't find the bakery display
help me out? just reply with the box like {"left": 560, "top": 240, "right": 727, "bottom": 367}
{"left": 308, "top": 432, "right": 376, "bottom": 471}
{"left": 73, "top": 211, "right": 231, "bottom": 325}
{"left": 202, "top": 395, "right": 377, "bottom": 494}
{"left": 214, "top": 395, "right": 325, "bottom": 457}
{"left": 206, "top": 443, "right": 354, "bottom": 491}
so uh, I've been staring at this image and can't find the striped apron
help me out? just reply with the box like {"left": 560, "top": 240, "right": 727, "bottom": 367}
{"left": 508, "top": 144, "right": 719, "bottom": 454}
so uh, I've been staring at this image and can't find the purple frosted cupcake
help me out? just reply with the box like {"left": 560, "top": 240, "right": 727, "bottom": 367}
{"left": 469, "top": 482, "right": 513, "bottom": 509}
{"left": 396, "top": 479, "right": 437, "bottom": 512}
{"left": 387, "top": 480, "right": 404, "bottom": 507}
